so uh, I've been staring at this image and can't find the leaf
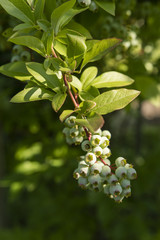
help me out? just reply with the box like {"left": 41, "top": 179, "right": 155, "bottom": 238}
{"left": 67, "top": 34, "right": 87, "bottom": 59}
{"left": 26, "top": 62, "right": 62, "bottom": 91}
{"left": 51, "top": 0, "right": 76, "bottom": 35}
{"left": 81, "top": 38, "right": 122, "bottom": 69}
{"left": 0, "top": 62, "right": 31, "bottom": 81}
{"left": 10, "top": 87, "right": 54, "bottom": 103}
{"left": 0, "top": 0, "right": 34, "bottom": 23}
{"left": 52, "top": 93, "right": 67, "bottom": 112}
{"left": 91, "top": 71, "right": 134, "bottom": 89}
{"left": 79, "top": 100, "right": 96, "bottom": 114}
{"left": 59, "top": 110, "right": 75, "bottom": 122}
{"left": 13, "top": 23, "right": 34, "bottom": 31}
{"left": 80, "top": 66, "right": 98, "bottom": 90}
{"left": 37, "top": 19, "right": 51, "bottom": 32}
{"left": 79, "top": 86, "right": 100, "bottom": 101}
{"left": 70, "top": 76, "right": 82, "bottom": 91}
{"left": 65, "top": 20, "right": 92, "bottom": 39}
{"left": 34, "top": 0, "right": 45, "bottom": 20}
{"left": 95, "top": 0, "right": 115, "bottom": 15}
{"left": 92, "top": 89, "right": 140, "bottom": 115}
{"left": 54, "top": 40, "right": 67, "bottom": 57}
{"left": 51, "top": 0, "right": 86, "bottom": 35}
{"left": 44, "top": 0, "right": 56, "bottom": 20}
{"left": 75, "top": 112, "right": 104, "bottom": 132}
{"left": 2, "top": 28, "right": 14, "bottom": 38}
{"left": 9, "top": 36, "right": 46, "bottom": 56}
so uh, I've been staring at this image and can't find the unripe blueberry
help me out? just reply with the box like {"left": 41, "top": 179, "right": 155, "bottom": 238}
{"left": 127, "top": 168, "right": 137, "bottom": 180}
{"left": 120, "top": 179, "right": 131, "bottom": 189}
{"left": 101, "top": 165, "right": 111, "bottom": 177}
{"left": 79, "top": 166, "right": 90, "bottom": 177}
{"left": 115, "top": 167, "right": 127, "bottom": 179}
{"left": 78, "top": 126, "right": 86, "bottom": 137}
{"left": 123, "top": 187, "right": 131, "bottom": 197}
{"left": 115, "top": 157, "right": 127, "bottom": 167}
{"left": 78, "top": 0, "right": 91, "bottom": 7}
{"left": 74, "top": 135, "right": 83, "bottom": 145}
{"left": 69, "top": 127, "right": 79, "bottom": 138}
{"left": 107, "top": 174, "right": 118, "bottom": 185}
{"left": 66, "top": 136, "right": 74, "bottom": 145}
{"left": 90, "top": 162, "right": 103, "bottom": 174}
{"left": 125, "top": 163, "right": 133, "bottom": 169}
{"left": 81, "top": 140, "right": 92, "bottom": 152}
{"left": 78, "top": 160, "right": 88, "bottom": 168}
{"left": 89, "top": 1, "right": 98, "bottom": 12}
{"left": 11, "top": 55, "right": 20, "bottom": 62}
{"left": 90, "top": 135, "right": 102, "bottom": 146}
{"left": 73, "top": 168, "right": 80, "bottom": 179}
{"left": 12, "top": 44, "right": 23, "bottom": 54}
{"left": 103, "top": 184, "right": 110, "bottom": 195}
{"left": 109, "top": 183, "right": 122, "bottom": 196}
{"left": 88, "top": 174, "right": 101, "bottom": 186}
{"left": 101, "top": 147, "right": 111, "bottom": 158}
{"left": 102, "top": 130, "right": 111, "bottom": 139}
{"left": 92, "top": 183, "right": 102, "bottom": 192}
{"left": 65, "top": 116, "right": 76, "bottom": 127}
{"left": 20, "top": 51, "right": 31, "bottom": 61}
{"left": 85, "top": 152, "right": 97, "bottom": 165}
{"left": 62, "top": 127, "right": 70, "bottom": 136}
{"left": 94, "top": 128, "right": 102, "bottom": 135}
{"left": 93, "top": 146, "right": 103, "bottom": 157}
{"left": 100, "top": 136, "right": 109, "bottom": 148}
{"left": 113, "top": 194, "right": 124, "bottom": 203}
{"left": 78, "top": 177, "right": 88, "bottom": 189}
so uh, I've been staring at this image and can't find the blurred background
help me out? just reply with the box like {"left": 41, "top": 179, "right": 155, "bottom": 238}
{"left": 0, "top": 0, "right": 160, "bottom": 239}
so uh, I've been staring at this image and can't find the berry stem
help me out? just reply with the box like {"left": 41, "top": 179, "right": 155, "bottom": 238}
{"left": 63, "top": 74, "right": 79, "bottom": 109}
{"left": 51, "top": 44, "right": 58, "bottom": 58}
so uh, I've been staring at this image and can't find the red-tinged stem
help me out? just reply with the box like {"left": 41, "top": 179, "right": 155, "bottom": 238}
{"left": 99, "top": 156, "right": 116, "bottom": 171}
{"left": 63, "top": 74, "right": 79, "bottom": 109}
{"left": 84, "top": 127, "right": 91, "bottom": 141}
{"left": 51, "top": 44, "right": 58, "bottom": 58}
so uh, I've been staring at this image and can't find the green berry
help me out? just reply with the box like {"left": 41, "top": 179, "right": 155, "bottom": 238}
{"left": 107, "top": 174, "right": 118, "bottom": 185}
{"left": 81, "top": 140, "right": 92, "bottom": 152}
{"left": 62, "top": 127, "right": 70, "bottom": 136}
{"left": 20, "top": 51, "right": 31, "bottom": 61}
{"left": 93, "top": 146, "right": 103, "bottom": 157}
{"left": 66, "top": 136, "right": 74, "bottom": 145}
{"left": 115, "top": 167, "right": 127, "bottom": 179}
{"left": 101, "top": 165, "right": 111, "bottom": 177}
{"left": 120, "top": 179, "right": 131, "bottom": 189}
{"left": 69, "top": 127, "right": 79, "bottom": 138}
{"left": 78, "top": 0, "right": 91, "bottom": 7}
{"left": 78, "top": 126, "right": 86, "bottom": 137}
{"left": 74, "top": 135, "right": 83, "bottom": 145}
{"left": 115, "top": 157, "right": 127, "bottom": 167}
{"left": 113, "top": 194, "right": 124, "bottom": 203}
{"left": 90, "top": 162, "right": 103, "bottom": 174}
{"left": 123, "top": 187, "right": 131, "bottom": 197}
{"left": 101, "top": 147, "right": 111, "bottom": 158}
{"left": 100, "top": 136, "right": 109, "bottom": 148}
{"left": 73, "top": 169, "right": 80, "bottom": 179}
{"left": 65, "top": 116, "right": 76, "bottom": 127}
{"left": 103, "top": 184, "right": 110, "bottom": 195}
{"left": 91, "top": 135, "right": 102, "bottom": 146}
{"left": 85, "top": 152, "right": 97, "bottom": 165}
{"left": 89, "top": 1, "right": 98, "bottom": 12}
{"left": 11, "top": 55, "right": 20, "bottom": 62}
{"left": 12, "top": 45, "right": 23, "bottom": 54}
{"left": 79, "top": 166, "right": 90, "bottom": 177}
{"left": 78, "top": 177, "right": 88, "bottom": 189}
{"left": 102, "top": 130, "right": 111, "bottom": 139}
{"left": 127, "top": 168, "right": 137, "bottom": 180}
{"left": 109, "top": 183, "right": 122, "bottom": 196}
{"left": 88, "top": 174, "right": 101, "bottom": 186}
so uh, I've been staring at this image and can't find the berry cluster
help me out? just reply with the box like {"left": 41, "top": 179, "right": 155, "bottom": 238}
{"left": 11, "top": 45, "right": 31, "bottom": 63}
{"left": 63, "top": 116, "right": 137, "bottom": 203}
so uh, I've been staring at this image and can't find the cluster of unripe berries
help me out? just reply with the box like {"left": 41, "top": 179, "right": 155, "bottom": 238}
{"left": 11, "top": 45, "right": 31, "bottom": 63}
{"left": 77, "top": 0, "right": 98, "bottom": 12}
{"left": 63, "top": 116, "right": 137, "bottom": 203}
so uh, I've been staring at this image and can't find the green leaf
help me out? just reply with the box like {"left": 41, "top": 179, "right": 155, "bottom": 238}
{"left": 51, "top": 0, "right": 76, "bottom": 35}
{"left": 13, "top": 23, "right": 34, "bottom": 31}
{"left": 26, "top": 62, "right": 62, "bottom": 91}
{"left": 59, "top": 110, "right": 75, "bottom": 122}
{"left": 65, "top": 20, "right": 92, "bottom": 39}
{"left": 2, "top": 28, "right": 14, "bottom": 38}
{"left": 91, "top": 71, "right": 134, "bottom": 89}
{"left": 44, "top": 0, "right": 56, "bottom": 20}
{"left": 75, "top": 112, "right": 104, "bottom": 132}
{"left": 34, "top": 0, "right": 45, "bottom": 20}
{"left": 70, "top": 76, "right": 82, "bottom": 91}
{"left": 95, "top": 0, "right": 115, "bottom": 15}
{"left": 79, "top": 86, "right": 100, "bottom": 101}
{"left": 80, "top": 66, "right": 98, "bottom": 90}
{"left": 92, "top": 89, "right": 140, "bottom": 115}
{"left": 52, "top": 93, "right": 67, "bottom": 112}
{"left": 10, "top": 87, "right": 54, "bottom": 103}
{"left": 0, "top": 62, "right": 31, "bottom": 81}
{"left": 79, "top": 100, "right": 96, "bottom": 114}
{"left": 9, "top": 36, "right": 46, "bottom": 56}
{"left": 54, "top": 40, "right": 67, "bottom": 57}
{"left": 81, "top": 38, "right": 122, "bottom": 69}
{"left": 0, "top": 0, "right": 34, "bottom": 23}
{"left": 37, "top": 19, "right": 51, "bottom": 32}
{"left": 51, "top": 0, "right": 86, "bottom": 35}
{"left": 67, "top": 34, "right": 87, "bottom": 59}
